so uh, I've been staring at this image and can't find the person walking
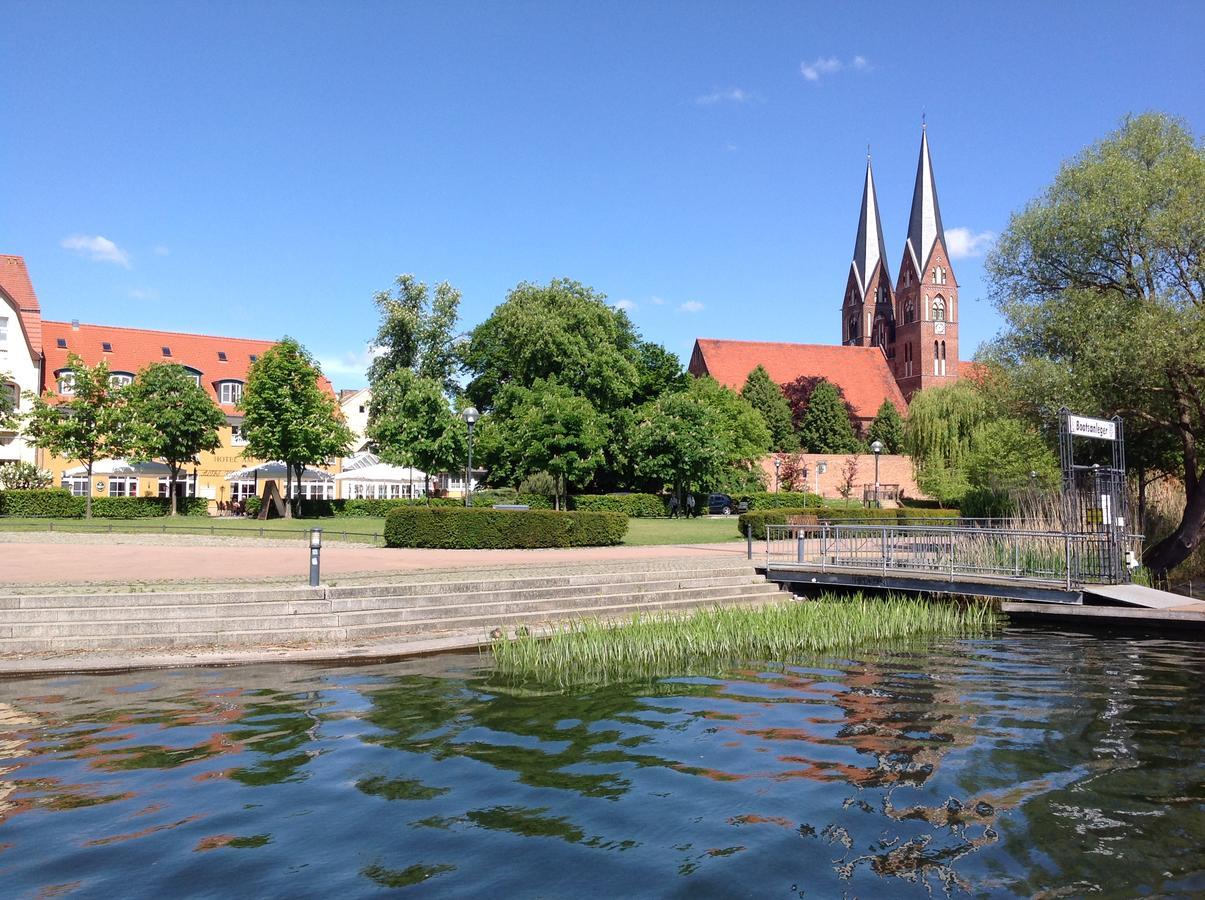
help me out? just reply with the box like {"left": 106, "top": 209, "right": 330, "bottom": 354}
{"left": 686, "top": 493, "right": 696, "bottom": 518}
{"left": 668, "top": 494, "right": 680, "bottom": 518}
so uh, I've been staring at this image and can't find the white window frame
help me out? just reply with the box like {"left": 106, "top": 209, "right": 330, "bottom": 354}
{"left": 108, "top": 476, "right": 138, "bottom": 497}
{"left": 109, "top": 373, "right": 133, "bottom": 388}
{"left": 230, "top": 423, "right": 249, "bottom": 447}
{"left": 219, "top": 381, "right": 244, "bottom": 405}
{"left": 158, "top": 477, "right": 196, "bottom": 498}
{"left": 62, "top": 475, "right": 90, "bottom": 497}
{"left": 57, "top": 371, "right": 76, "bottom": 396}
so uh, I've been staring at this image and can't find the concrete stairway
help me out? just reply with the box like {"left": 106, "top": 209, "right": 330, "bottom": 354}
{"left": 0, "top": 561, "right": 787, "bottom": 655}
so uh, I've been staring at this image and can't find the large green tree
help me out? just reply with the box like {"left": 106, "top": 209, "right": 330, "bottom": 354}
{"left": 985, "top": 112, "right": 1205, "bottom": 574}
{"left": 475, "top": 380, "right": 606, "bottom": 508}
{"left": 628, "top": 377, "right": 770, "bottom": 498}
{"left": 240, "top": 337, "right": 352, "bottom": 516}
{"left": 23, "top": 356, "right": 135, "bottom": 518}
{"left": 798, "top": 380, "right": 861, "bottom": 454}
{"left": 367, "top": 368, "right": 466, "bottom": 497}
{"left": 125, "top": 363, "right": 226, "bottom": 514}
{"left": 902, "top": 381, "right": 989, "bottom": 504}
{"left": 740, "top": 365, "right": 798, "bottom": 452}
{"left": 462, "top": 279, "right": 671, "bottom": 414}
{"left": 368, "top": 274, "right": 463, "bottom": 395}
{"left": 866, "top": 399, "right": 905, "bottom": 454}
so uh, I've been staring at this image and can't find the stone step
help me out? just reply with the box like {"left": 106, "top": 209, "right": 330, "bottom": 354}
{"left": 1, "top": 583, "right": 778, "bottom": 639}
{"left": 6, "top": 599, "right": 334, "bottom": 623}
{"left": 0, "top": 589, "right": 787, "bottom": 653}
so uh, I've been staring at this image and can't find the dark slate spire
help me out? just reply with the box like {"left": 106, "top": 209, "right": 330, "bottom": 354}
{"left": 850, "top": 154, "right": 891, "bottom": 299}
{"left": 905, "top": 124, "right": 946, "bottom": 275}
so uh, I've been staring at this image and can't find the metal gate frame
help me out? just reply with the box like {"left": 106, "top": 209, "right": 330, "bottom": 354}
{"left": 1058, "top": 408, "right": 1129, "bottom": 583}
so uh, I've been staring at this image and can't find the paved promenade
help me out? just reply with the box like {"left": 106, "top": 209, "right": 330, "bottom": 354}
{"left": 0, "top": 533, "right": 748, "bottom": 589}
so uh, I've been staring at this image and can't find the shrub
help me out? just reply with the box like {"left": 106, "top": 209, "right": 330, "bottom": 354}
{"left": 472, "top": 488, "right": 517, "bottom": 507}
{"left": 243, "top": 496, "right": 263, "bottom": 517}
{"left": 897, "top": 508, "right": 961, "bottom": 525}
{"left": 572, "top": 493, "right": 667, "bottom": 517}
{"left": 295, "top": 497, "right": 463, "bottom": 518}
{"left": 90, "top": 496, "right": 210, "bottom": 518}
{"left": 961, "top": 488, "right": 1015, "bottom": 519}
{"left": 0, "top": 488, "right": 84, "bottom": 517}
{"left": 814, "top": 507, "right": 900, "bottom": 523}
{"left": 515, "top": 493, "right": 553, "bottom": 510}
{"left": 384, "top": 507, "right": 627, "bottom": 549}
{"left": 737, "top": 491, "right": 822, "bottom": 510}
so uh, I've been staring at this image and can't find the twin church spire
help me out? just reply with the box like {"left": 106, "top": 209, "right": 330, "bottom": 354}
{"left": 842, "top": 126, "right": 958, "bottom": 399}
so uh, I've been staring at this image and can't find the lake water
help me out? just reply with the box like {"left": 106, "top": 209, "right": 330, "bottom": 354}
{"left": 0, "top": 628, "right": 1201, "bottom": 897}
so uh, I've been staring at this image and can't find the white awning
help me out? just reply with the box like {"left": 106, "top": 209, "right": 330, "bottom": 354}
{"left": 63, "top": 459, "right": 173, "bottom": 477}
{"left": 224, "top": 461, "right": 335, "bottom": 482}
{"left": 334, "top": 462, "right": 428, "bottom": 482}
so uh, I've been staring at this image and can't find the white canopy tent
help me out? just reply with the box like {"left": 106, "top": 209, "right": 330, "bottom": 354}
{"left": 62, "top": 459, "right": 173, "bottom": 477}
{"left": 61, "top": 458, "right": 180, "bottom": 498}
{"left": 224, "top": 461, "right": 336, "bottom": 501}
{"left": 334, "top": 461, "right": 429, "bottom": 500}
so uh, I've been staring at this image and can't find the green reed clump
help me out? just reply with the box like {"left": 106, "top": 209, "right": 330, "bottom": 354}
{"left": 489, "top": 592, "right": 999, "bottom": 684}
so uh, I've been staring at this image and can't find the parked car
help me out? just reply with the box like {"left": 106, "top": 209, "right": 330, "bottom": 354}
{"left": 707, "top": 493, "right": 747, "bottom": 516}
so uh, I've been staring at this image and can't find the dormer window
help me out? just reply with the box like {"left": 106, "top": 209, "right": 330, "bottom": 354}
{"left": 56, "top": 338, "right": 67, "bottom": 349}
{"left": 162, "top": 346, "right": 172, "bottom": 357}
{"left": 57, "top": 372, "right": 76, "bottom": 396}
{"left": 109, "top": 373, "right": 133, "bottom": 388}
{"left": 219, "top": 381, "right": 244, "bottom": 404}
{"left": 102, "top": 342, "right": 113, "bottom": 353}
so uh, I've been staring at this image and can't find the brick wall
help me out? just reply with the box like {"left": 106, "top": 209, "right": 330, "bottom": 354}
{"left": 759, "top": 452, "right": 924, "bottom": 500}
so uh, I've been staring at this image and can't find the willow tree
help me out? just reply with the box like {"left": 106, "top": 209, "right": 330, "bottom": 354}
{"left": 902, "top": 381, "right": 989, "bottom": 504}
{"left": 985, "top": 112, "right": 1205, "bottom": 575}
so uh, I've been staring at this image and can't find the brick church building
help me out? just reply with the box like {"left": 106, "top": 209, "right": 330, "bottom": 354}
{"left": 689, "top": 126, "right": 963, "bottom": 425}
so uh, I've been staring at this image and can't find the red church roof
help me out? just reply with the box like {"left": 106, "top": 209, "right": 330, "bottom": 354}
{"left": 41, "top": 321, "right": 335, "bottom": 408}
{"left": 688, "top": 338, "right": 906, "bottom": 420}
{"left": 0, "top": 255, "right": 44, "bottom": 363}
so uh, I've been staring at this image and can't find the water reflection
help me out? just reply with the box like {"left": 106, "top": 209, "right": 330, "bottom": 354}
{"left": 0, "top": 630, "right": 1200, "bottom": 897}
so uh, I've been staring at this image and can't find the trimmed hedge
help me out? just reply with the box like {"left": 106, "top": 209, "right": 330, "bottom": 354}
{"left": 737, "top": 505, "right": 963, "bottom": 539}
{"left": 296, "top": 497, "right": 462, "bottom": 518}
{"left": 0, "top": 489, "right": 209, "bottom": 518}
{"left": 737, "top": 491, "right": 823, "bottom": 510}
{"left": 384, "top": 507, "right": 628, "bottom": 549}
{"left": 572, "top": 493, "right": 667, "bottom": 517}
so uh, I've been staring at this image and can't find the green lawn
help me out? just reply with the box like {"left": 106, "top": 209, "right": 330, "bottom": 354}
{"left": 0, "top": 513, "right": 745, "bottom": 546}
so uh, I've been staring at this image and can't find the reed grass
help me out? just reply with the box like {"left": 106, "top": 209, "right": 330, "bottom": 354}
{"left": 489, "top": 593, "right": 999, "bottom": 685}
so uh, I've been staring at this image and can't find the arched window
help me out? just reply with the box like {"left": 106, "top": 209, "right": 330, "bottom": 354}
{"left": 2, "top": 381, "right": 17, "bottom": 414}
{"left": 933, "top": 266, "right": 947, "bottom": 285}
{"left": 941, "top": 341, "right": 947, "bottom": 375}
{"left": 109, "top": 373, "right": 134, "bottom": 388}
{"left": 848, "top": 316, "right": 859, "bottom": 342}
{"left": 56, "top": 371, "right": 76, "bottom": 396}
{"left": 933, "top": 296, "right": 946, "bottom": 321}
{"left": 934, "top": 341, "right": 940, "bottom": 375}
{"left": 904, "top": 298, "right": 915, "bottom": 323}
{"left": 218, "top": 381, "right": 244, "bottom": 405}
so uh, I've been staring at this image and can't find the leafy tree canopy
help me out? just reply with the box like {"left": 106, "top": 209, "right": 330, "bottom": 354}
{"left": 984, "top": 112, "right": 1205, "bottom": 574}
{"left": 368, "top": 274, "right": 463, "bottom": 396}
{"left": 741, "top": 365, "right": 798, "bottom": 452}
{"left": 798, "top": 380, "right": 861, "bottom": 454}
{"left": 0, "top": 460, "right": 50, "bottom": 490}
{"left": 22, "top": 355, "right": 136, "bottom": 518}
{"left": 783, "top": 374, "right": 858, "bottom": 435}
{"left": 866, "top": 399, "right": 905, "bottom": 454}
{"left": 240, "top": 337, "right": 352, "bottom": 514}
{"left": 902, "top": 381, "right": 989, "bottom": 504}
{"left": 462, "top": 279, "right": 676, "bottom": 414}
{"left": 124, "top": 363, "right": 226, "bottom": 514}
{"left": 965, "top": 418, "right": 1061, "bottom": 494}
{"left": 367, "top": 368, "right": 466, "bottom": 495}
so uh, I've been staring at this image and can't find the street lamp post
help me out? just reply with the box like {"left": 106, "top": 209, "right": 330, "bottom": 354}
{"left": 461, "top": 407, "right": 479, "bottom": 508}
{"left": 870, "top": 440, "right": 883, "bottom": 506}
{"left": 774, "top": 456, "right": 781, "bottom": 493}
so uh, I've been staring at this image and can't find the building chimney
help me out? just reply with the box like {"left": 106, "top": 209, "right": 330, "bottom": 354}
{"left": 71, "top": 319, "right": 79, "bottom": 331}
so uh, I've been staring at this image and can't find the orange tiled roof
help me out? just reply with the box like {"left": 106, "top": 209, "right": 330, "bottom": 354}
{"left": 41, "top": 321, "right": 335, "bottom": 407}
{"left": 689, "top": 338, "right": 906, "bottom": 419}
{"left": 0, "top": 255, "right": 44, "bottom": 363}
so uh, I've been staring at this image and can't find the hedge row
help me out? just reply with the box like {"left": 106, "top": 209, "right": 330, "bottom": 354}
{"left": 295, "top": 497, "right": 463, "bottom": 518}
{"left": 473, "top": 490, "right": 553, "bottom": 510}
{"left": 0, "top": 488, "right": 209, "bottom": 518}
{"left": 737, "top": 491, "right": 823, "bottom": 510}
{"left": 384, "top": 507, "right": 628, "bottom": 549}
{"left": 737, "top": 506, "right": 963, "bottom": 539}
{"left": 571, "top": 493, "right": 666, "bottom": 517}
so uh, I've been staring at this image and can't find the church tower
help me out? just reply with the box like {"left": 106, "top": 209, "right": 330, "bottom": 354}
{"left": 841, "top": 155, "right": 895, "bottom": 354}
{"left": 892, "top": 125, "right": 958, "bottom": 400}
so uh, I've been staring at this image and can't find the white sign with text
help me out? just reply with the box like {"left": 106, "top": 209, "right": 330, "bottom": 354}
{"left": 1067, "top": 415, "right": 1117, "bottom": 441}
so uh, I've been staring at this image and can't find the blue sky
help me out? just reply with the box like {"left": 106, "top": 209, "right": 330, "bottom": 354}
{"left": 4, "top": 1, "right": 1203, "bottom": 390}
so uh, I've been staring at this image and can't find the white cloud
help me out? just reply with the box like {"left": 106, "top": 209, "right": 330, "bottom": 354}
{"left": 649, "top": 296, "right": 665, "bottom": 306}
{"left": 678, "top": 300, "right": 705, "bottom": 313}
{"left": 695, "top": 87, "right": 756, "bottom": 106}
{"left": 128, "top": 287, "right": 159, "bottom": 301}
{"left": 152, "top": 245, "right": 170, "bottom": 256}
{"left": 946, "top": 227, "right": 996, "bottom": 259}
{"left": 800, "top": 55, "right": 871, "bottom": 82}
{"left": 60, "top": 234, "right": 130, "bottom": 267}
{"left": 614, "top": 299, "right": 637, "bottom": 312}
{"left": 317, "top": 345, "right": 385, "bottom": 381}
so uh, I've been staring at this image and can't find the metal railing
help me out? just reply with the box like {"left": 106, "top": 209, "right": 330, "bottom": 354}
{"left": 766, "top": 522, "right": 1134, "bottom": 588}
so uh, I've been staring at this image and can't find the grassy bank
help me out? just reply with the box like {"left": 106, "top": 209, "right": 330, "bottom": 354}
{"left": 491, "top": 593, "right": 1000, "bottom": 683}
{"left": 0, "top": 514, "right": 744, "bottom": 547}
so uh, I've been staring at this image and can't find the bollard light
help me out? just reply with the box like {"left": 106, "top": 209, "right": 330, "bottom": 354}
{"left": 309, "top": 528, "right": 323, "bottom": 586}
